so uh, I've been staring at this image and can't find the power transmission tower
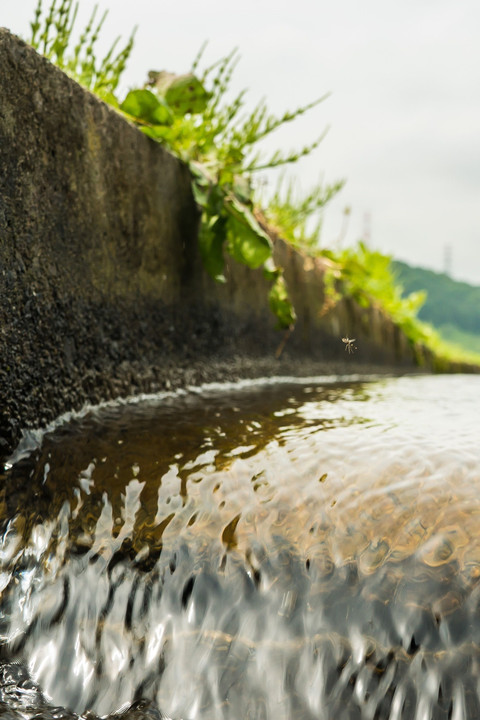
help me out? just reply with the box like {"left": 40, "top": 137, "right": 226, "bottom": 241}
{"left": 443, "top": 244, "right": 452, "bottom": 276}
{"left": 363, "top": 212, "right": 371, "bottom": 243}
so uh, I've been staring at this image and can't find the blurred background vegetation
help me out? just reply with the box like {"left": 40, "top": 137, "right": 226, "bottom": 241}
{"left": 393, "top": 262, "right": 480, "bottom": 357}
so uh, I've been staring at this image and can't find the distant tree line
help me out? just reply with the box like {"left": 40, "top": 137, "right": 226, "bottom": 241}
{"left": 393, "top": 261, "right": 480, "bottom": 335}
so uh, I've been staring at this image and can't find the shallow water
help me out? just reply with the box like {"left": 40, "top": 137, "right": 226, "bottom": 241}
{"left": 1, "top": 374, "right": 480, "bottom": 720}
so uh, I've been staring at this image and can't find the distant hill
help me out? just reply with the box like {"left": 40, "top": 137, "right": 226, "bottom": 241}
{"left": 392, "top": 260, "right": 480, "bottom": 353}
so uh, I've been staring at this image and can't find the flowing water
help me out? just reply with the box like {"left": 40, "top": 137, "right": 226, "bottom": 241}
{"left": 1, "top": 374, "right": 480, "bottom": 720}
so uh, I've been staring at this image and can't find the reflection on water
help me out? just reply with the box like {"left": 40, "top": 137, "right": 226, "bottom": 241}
{"left": 1, "top": 374, "right": 480, "bottom": 719}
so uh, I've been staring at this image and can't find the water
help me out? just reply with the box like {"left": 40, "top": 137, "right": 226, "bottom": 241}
{"left": 1, "top": 374, "right": 480, "bottom": 720}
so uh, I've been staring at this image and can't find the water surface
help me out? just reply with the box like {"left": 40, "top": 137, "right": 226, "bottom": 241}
{"left": 1, "top": 374, "right": 479, "bottom": 720}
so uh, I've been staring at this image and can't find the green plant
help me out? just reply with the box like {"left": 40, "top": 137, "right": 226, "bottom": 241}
{"left": 322, "top": 241, "right": 427, "bottom": 337}
{"left": 26, "top": 3, "right": 346, "bottom": 330}
{"left": 28, "top": 3, "right": 338, "bottom": 328}
{"left": 318, "top": 240, "right": 480, "bottom": 364}
{"left": 118, "top": 48, "right": 336, "bottom": 326}
{"left": 137, "top": 49, "right": 330, "bottom": 178}
{"left": 434, "top": 325, "right": 480, "bottom": 355}
{"left": 262, "top": 174, "right": 345, "bottom": 249}
{"left": 29, "top": 0, "right": 135, "bottom": 101}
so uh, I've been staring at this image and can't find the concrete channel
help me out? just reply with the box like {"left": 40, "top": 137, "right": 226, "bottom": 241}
{"left": 0, "top": 29, "right": 460, "bottom": 459}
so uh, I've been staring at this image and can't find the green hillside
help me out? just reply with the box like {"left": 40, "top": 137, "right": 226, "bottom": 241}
{"left": 392, "top": 260, "right": 480, "bottom": 353}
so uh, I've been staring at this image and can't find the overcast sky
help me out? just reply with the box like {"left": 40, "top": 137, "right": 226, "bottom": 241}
{"left": 3, "top": 0, "right": 480, "bottom": 285}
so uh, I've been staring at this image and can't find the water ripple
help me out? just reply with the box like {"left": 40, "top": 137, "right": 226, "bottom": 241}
{"left": 1, "top": 375, "right": 480, "bottom": 719}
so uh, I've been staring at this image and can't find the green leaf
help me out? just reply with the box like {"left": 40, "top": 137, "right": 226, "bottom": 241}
{"left": 224, "top": 197, "right": 271, "bottom": 269}
{"left": 120, "top": 89, "right": 173, "bottom": 125}
{"left": 166, "top": 74, "right": 211, "bottom": 115}
{"left": 191, "top": 179, "right": 210, "bottom": 209}
{"left": 139, "top": 124, "right": 174, "bottom": 141}
{"left": 94, "top": 89, "right": 120, "bottom": 107}
{"left": 269, "top": 274, "right": 296, "bottom": 329}
{"left": 148, "top": 71, "right": 211, "bottom": 115}
{"left": 190, "top": 163, "right": 227, "bottom": 217}
{"left": 232, "top": 174, "right": 252, "bottom": 204}
{"left": 263, "top": 263, "right": 280, "bottom": 283}
{"left": 189, "top": 163, "right": 213, "bottom": 209}
{"left": 198, "top": 214, "right": 227, "bottom": 282}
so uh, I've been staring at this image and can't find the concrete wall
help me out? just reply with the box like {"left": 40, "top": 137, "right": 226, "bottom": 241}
{"left": 0, "top": 29, "right": 199, "bottom": 454}
{"left": 0, "top": 29, "right": 459, "bottom": 458}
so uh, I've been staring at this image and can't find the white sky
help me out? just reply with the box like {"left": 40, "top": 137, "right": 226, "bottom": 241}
{"left": 3, "top": 0, "right": 480, "bottom": 285}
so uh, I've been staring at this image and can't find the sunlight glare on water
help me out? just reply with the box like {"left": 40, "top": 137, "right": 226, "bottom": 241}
{"left": 1, "top": 374, "right": 480, "bottom": 720}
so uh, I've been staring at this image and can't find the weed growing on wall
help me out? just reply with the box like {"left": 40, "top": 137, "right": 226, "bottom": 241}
{"left": 324, "top": 242, "right": 428, "bottom": 336}
{"left": 29, "top": 0, "right": 135, "bottom": 101}
{"left": 26, "top": 2, "right": 341, "bottom": 328}
{"left": 263, "top": 174, "right": 346, "bottom": 250}
{"left": 119, "top": 48, "right": 339, "bottom": 328}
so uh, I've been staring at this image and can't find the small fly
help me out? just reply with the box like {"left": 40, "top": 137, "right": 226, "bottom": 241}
{"left": 342, "top": 337, "right": 357, "bottom": 354}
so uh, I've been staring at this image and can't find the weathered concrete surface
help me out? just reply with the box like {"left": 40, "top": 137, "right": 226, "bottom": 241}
{"left": 0, "top": 29, "right": 201, "bottom": 454}
{"left": 0, "top": 30, "right": 475, "bottom": 459}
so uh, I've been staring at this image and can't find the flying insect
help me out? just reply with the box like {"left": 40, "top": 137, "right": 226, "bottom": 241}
{"left": 342, "top": 337, "right": 357, "bottom": 354}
